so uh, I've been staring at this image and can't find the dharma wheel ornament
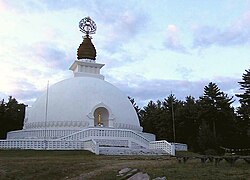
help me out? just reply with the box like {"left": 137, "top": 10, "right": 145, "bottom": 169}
{"left": 79, "top": 17, "right": 97, "bottom": 36}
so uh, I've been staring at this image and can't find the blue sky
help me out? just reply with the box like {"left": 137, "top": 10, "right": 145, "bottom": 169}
{"left": 0, "top": 0, "right": 249, "bottom": 107}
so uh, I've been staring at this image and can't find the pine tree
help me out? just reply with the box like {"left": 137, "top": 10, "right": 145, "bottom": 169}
{"left": 128, "top": 96, "right": 141, "bottom": 122}
{"left": 177, "top": 96, "right": 199, "bottom": 151}
{"left": 236, "top": 69, "right": 250, "bottom": 138}
{"left": 198, "top": 82, "right": 235, "bottom": 152}
{"left": 140, "top": 100, "right": 159, "bottom": 135}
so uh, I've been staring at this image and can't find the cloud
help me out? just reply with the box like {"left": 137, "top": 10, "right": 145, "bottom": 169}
{"left": 0, "top": 77, "right": 43, "bottom": 105}
{"left": 9, "top": 80, "right": 42, "bottom": 99}
{"left": 1, "top": 0, "right": 123, "bottom": 14}
{"left": 0, "top": 0, "right": 45, "bottom": 13}
{"left": 0, "top": 67, "right": 72, "bottom": 106}
{"left": 0, "top": 0, "right": 87, "bottom": 13}
{"left": 0, "top": 0, "right": 8, "bottom": 11}
{"left": 175, "top": 66, "right": 193, "bottom": 79}
{"left": 164, "top": 25, "right": 188, "bottom": 53}
{"left": 1, "top": 0, "right": 149, "bottom": 55}
{"left": 96, "top": 10, "right": 148, "bottom": 53}
{"left": 31, "top": 42, "right": 71, "bottom": 70}
{"left": 193, "top": 10, "right": 250, "bottom": 48}
{"left": 109, "top": 75, "right": 241, "bottom": 108}
{"left": 0, "top": 92, "right": 9, "bottom": 102}
{"left": 0, "top": 39, "right": 72, "bottom": 107}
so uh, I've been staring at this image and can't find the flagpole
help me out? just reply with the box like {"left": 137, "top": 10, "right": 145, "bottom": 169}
{"left": 44, "top": 80, "right": 49, "bottom": 150}
{"left": 171, "top": 91, "right": 176, "bottom": 144}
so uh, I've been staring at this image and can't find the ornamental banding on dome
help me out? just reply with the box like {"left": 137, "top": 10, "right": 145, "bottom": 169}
{"left": 77, "top": 17, "right": 97, "bottom": 60}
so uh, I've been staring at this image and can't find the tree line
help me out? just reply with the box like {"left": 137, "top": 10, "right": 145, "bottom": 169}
{"left": 130, "top": 69, "right": 250, "bottom": 154}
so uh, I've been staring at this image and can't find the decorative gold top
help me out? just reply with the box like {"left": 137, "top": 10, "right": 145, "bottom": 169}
{"left": 77, "top": 17, "right": 97, "bottom": 60}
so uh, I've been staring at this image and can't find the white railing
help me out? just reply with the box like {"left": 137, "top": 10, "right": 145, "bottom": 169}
{"left": 58, "top": 128, "right": 150, "bottom": 149}
{"left": 1, "top": 128, "right": 153, "bottom": 154}
{"left": 0, "top": 140, "right": 83, "bottom": 150}
{"left": 172, "top": 143, "right": 188, "bottom": 151}
{"left": 149, "top": 140, "right": 175, "bottom": 156}
{"left": 7, "top": 129, "right": 78, "bottom": 140}
{"left": 83, "top": 139, "right": 99, "bottom": 155}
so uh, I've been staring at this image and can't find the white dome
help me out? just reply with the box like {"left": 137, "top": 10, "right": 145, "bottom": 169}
{"left": 25, "top": 76, "right": 142, "bottom": 132}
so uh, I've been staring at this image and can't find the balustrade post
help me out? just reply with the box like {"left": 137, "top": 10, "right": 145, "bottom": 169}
{"left": 171, "top": 144, "right": 175, "bottom": 156}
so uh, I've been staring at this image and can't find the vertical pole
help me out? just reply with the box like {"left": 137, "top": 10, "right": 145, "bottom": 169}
{"left": 44, "top": 81, "right": 49, "bottom": 150}
{"left": 171, "top": 91, "right": 176, "bottom": 146}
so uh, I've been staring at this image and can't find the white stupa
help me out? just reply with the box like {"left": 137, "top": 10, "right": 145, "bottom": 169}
{"left": 0, "top": 17, "right": 179, "bottom": 155}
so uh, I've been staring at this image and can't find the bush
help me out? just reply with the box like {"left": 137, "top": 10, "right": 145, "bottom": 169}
{"left": 204, "top": 149, "right": 218, "bottom": 155}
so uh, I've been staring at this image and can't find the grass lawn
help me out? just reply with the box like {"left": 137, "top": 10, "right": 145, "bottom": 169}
{"left": 0, "top": 150, "right": 249, "bottom": 180}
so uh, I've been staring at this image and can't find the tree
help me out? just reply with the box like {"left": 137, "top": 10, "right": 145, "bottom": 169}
{"left": 152, "top": 100, "right": 167, "bottom": 140}
{"left": 198, "top": 123, "right": 221, "bottom": 154}
{"left": 177, "top": 96, "right": 200, "bottom": 151}
{"left": 197, "top": 82, "right": 235, "bottom": 152}
{"left": 0, "top": 96, "right": 25, "bottom": 139}
{"left": 140, "top": 100, "right": 160, "bottom": 135}
{"left": 236, "top": 69, "right": 250, "bottom": 138}
{"left": 128, "top": 96, "right": 141, "bottom": 122}
{"left": 162, "top": 94, "right": 183, "bottom": 142}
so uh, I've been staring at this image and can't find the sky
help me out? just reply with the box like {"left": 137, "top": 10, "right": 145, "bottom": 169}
{"left": 0, "top": 0, "right": 249, "bottom": 108}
